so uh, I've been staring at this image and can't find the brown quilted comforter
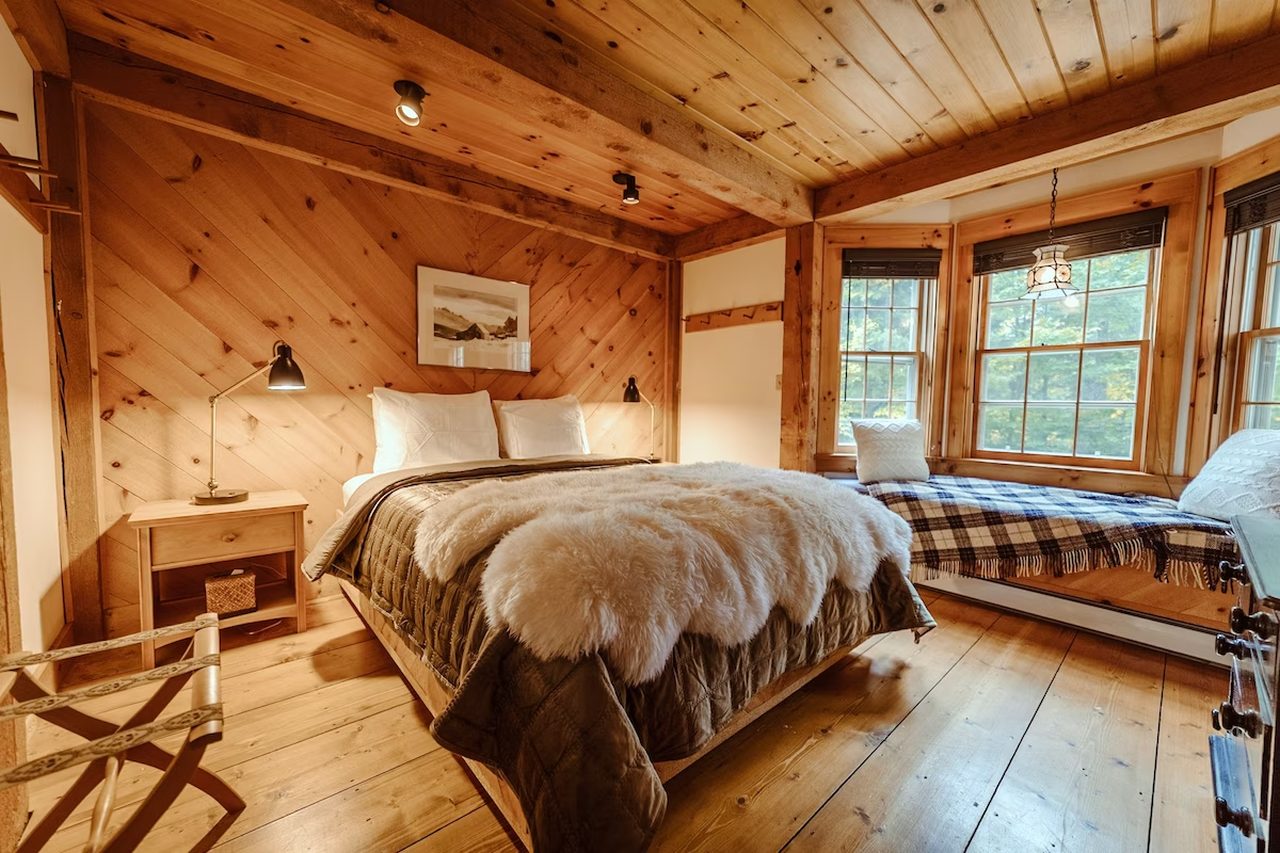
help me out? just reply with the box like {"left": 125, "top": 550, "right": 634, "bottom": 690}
{"left": 303, "top": 457, "right": 934, "bottom": 851}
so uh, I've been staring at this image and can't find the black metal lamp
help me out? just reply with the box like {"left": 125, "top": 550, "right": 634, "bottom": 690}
{"left": 612, "top": 172, "right": 640, "bottom": 205}
{"left": 194, "top": 341, "right": 306, "bottom": 505}
{"left": 393, "top": 79, "right": 426, "bottom": 127}
{"left": 622, "top": 375, "right": 656, "bottom": 460}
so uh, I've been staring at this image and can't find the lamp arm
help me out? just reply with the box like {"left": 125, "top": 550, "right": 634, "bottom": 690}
{"left": 209, "top": 361, "right": 273, "bottom": 404}
{"left": 638, "top": 390, "right": 656, "bottom": 460}
{"left": 204, "top": 361, "right": 273, "bottom": 494}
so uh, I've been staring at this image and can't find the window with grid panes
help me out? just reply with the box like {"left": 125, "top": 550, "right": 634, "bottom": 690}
{"left": 973, "top": 223, "right": 1163, "bottom": 467}
{"left": 1223, "top": 170, "right": 1280, "bottom": 432}
{"left": 834, "top": 249, "right": 939, "bottom": 452}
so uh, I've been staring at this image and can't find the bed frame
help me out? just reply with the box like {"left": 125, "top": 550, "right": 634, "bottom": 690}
{"left": 338, "top": 579, "right": 853, "bottom": 849}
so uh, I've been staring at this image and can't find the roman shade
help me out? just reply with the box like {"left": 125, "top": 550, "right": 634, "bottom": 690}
{"left": 1225, "top": 171, "right": 1280, "bottom": 235}
{"left": 842, "top": 248, "right": 942, "bottom": 279}
{"left": 973, "top": 208, "right": 1168, "bottom": 275}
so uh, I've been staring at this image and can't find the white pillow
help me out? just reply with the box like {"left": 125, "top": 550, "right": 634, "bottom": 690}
{"left": 1178, "top": 429, "right": 1280, "bottom": 522}
{"left": 852, "top": 419, "right": 930, "bottom": 484}
{"left": 493, "top": 395, "right": 590, "bottom": 458}
{"left": 371, "top": 388, "right": 499, "bottom": 473}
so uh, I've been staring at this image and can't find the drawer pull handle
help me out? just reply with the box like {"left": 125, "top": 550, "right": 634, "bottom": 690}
{"left": 1219, "top": 561, "right": 1249, "bottom": 591}
{"left": 1212, "top": 702, "right": 1262, "bottom": 738}
{"left": 1215, "top": 634, "right": 1250, "bottom": 659}
{"left": 1215, "top": 797, "right": 1255, "bottom": 836}
{"left": 221, "top": 533, "right": 238, "bottom": 543}
{"left": 1230, "top": 606, "right": 1276, "bottom": 640}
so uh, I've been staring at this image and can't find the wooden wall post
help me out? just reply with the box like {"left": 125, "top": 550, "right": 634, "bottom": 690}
{"left": 664, "top": 260, "right": 683, "bottom": 463}
{"left": 780, "top": 223, "right": 823, "bottom": 471}
{"left": 39, "top": 74, "right": 103, "bottom": 642}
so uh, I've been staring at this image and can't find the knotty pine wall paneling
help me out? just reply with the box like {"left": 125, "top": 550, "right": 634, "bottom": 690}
{"left": 86, "top": 104, "right": 673, "bottom": 635}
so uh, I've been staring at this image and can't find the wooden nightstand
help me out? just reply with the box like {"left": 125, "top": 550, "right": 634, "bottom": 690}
{"left": 129, "top": 490, "right": 308, "bottom": 668}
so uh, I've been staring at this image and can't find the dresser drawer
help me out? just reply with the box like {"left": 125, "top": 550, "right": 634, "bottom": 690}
{"left": 1211, "top": 734, "right": 1261, "bottom": 852}
{"left": 148, "top": 512, "right": 296, "bottom": 568}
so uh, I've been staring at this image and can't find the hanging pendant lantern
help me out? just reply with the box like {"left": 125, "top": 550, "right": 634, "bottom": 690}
{"left": 1024, "top": 168, "right": 1077, "bottom": 300}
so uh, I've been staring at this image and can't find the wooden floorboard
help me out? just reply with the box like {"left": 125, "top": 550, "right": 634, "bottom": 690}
{"left": 23, "top": 592, "right": 1224, "bottom": 852}
{"left": 788, "top": 614, "right": 1075, "bottom": 851}
{"left": 965, "top": 632, "right": 1166, "bottom": 853}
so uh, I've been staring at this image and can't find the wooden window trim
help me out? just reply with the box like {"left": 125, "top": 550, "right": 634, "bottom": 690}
{"left": 816, "top": 225, "right": 952, "bottom": 466}
{"left": 1188, "top": 136, "right": 1280, "bottom": 474}
{"left": 947, "top": 171, "right": 1201, "bottom": 482}
{"left": 968, "top": 251, "right": 1158, "bottom": 471}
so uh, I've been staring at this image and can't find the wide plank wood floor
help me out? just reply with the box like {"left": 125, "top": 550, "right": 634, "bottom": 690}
{"left": 25, "top": 590, "right": 1222, "bottom": 852}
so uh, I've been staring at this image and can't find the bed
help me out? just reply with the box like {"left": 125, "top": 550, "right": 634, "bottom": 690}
{"left": 304, "top": 456, "right": 933, "bottom": 851}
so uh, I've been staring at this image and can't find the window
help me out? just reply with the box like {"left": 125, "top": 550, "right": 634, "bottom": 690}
{"left": 970, "top": 210, "right": 1166, "bottom": 468}
{"left": 1221, "top": 169, "right": 1280, "bottom": 432}
{"left": 833, "top": 249, "right": 940, "bottom": 452}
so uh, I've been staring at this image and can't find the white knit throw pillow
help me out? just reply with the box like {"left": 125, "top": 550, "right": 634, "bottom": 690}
{"left": 1178, "top": 429, "right": 1280, "bottom": 522}
{"left": 852, "top": 419, "right": 930, "bottom": 484}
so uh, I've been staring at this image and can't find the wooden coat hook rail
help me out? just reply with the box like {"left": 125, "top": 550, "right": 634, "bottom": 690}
{"left": 0, "top": 110, "right": 17, "bottom": 122}
{"left": 684, "top": 301, "right": 784, "bottom": 333}
{"left": 0, "top": 153, "right": 58, "bottom": 177}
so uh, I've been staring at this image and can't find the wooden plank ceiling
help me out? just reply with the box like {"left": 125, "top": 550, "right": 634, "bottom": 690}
{"left": 54, "top": 0, "right": 1280, "bottom": 239}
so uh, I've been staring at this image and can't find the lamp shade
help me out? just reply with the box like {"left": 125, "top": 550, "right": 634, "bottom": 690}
{"left": 622, "top": 375, "right": 641, "bottom": 403}
{"left": 1023, "top": 244, "right": 1076, "bottom": 299}
{"left": 267, "top": 343, "right": 306, "bottom": 390}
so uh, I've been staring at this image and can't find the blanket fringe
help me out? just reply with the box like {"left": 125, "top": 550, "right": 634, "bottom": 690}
{"left": 914, "top": 536, "right": 1215, "bottom": 590}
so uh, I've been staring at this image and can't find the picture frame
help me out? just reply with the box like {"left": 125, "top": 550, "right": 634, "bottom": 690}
{"left": 416, "top": 266, "right": 532, "bottom": 371}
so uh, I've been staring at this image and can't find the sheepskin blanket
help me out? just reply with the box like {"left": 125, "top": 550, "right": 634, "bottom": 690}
{"left": 413, "top": 461, "right": 911, "bottom": 683}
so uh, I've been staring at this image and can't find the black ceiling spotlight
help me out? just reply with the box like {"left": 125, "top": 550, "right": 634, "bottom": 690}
{"left": 393, "top": 79, "right": 427, "bottom": 127}
{"left": 613, "top": 171, "right": 640, "bottom": 205}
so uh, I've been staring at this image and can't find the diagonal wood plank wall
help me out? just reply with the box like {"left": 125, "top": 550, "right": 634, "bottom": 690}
{"left": 84, "top": 104, "right": 673, "bottom": 634}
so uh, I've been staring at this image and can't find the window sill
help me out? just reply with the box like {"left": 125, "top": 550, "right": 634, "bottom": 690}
{"left": 817, "top": 454, "right": 1189, "bottom": 498}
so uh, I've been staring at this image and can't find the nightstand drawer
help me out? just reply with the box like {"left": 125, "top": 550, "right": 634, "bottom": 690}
{"left": 149, "top": 512, "right": 296, "bottom": 568}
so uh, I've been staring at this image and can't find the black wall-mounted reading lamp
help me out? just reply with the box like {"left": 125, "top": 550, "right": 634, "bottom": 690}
{"left": 622, "top": 375, "right": 656, "bottom": 460}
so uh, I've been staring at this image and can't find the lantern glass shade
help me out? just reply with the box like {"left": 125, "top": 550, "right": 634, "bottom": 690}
{"left": 1024, "top": 244, "right": 1076, "bottom": 299}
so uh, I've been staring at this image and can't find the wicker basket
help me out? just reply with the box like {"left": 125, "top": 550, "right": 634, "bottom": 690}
{"left": 204, "top": 570, "right": 256, "bottom": 617}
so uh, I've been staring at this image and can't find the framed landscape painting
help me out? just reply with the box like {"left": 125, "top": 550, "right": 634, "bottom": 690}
{"left": 416, "top": 266, "right": 531, "bottom": 371}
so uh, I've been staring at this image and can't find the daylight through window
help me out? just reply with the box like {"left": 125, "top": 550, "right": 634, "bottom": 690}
{"left": 974, "top": 249, "right": 1156, "bottom": 465}
{"left": 835, "top": 248, "right": 939, "bottom": 451}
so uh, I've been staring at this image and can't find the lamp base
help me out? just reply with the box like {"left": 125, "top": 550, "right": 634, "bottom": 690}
{"left": 192, "top": 488, "right": 249, "bottom": 505}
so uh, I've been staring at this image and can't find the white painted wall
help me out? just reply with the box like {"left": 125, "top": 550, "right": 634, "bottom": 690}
{"left": 1222, "top": 105, "right": 1280, "bottom": 158}
{"left": 679, "top": 238, "right": 784, "bottom": 467}
{"left": 1, "top": 23, "right": 64, "bottom": 651}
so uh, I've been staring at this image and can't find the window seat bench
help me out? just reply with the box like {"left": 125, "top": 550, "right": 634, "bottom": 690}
{"left": 837, "top": 475, "right": 1238, "bottom": 592}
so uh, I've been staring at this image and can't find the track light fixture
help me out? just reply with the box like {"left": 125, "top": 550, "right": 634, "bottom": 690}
{"left": 612, "top": 172, "right": 640, "bottom": 205}
{"left": 393, "top": 79, "right": 426, "bottom": 127}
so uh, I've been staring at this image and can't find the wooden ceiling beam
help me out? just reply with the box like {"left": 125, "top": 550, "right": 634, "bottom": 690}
{"left": 272, "top": 0, "right": 811, "bottom": 227}
{"left": 0, "top": 0, "right": 69, "bottom": 76}
{"left": 68, "top": 38, "right": 676, "bottom": 260}
{"left": 673, "top": 214, "right": 782, "bottom": 261}
{"left": 815, "top": 33, "right": 1280, "bottom": 222}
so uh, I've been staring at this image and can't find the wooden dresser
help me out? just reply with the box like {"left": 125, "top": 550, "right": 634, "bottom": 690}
{"left": 1211, "top": 513, "right": 1280, "bottom": 852}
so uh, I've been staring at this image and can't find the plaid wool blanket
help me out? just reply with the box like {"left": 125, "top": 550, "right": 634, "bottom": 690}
{"left": 838, "top": 475, "right": 1238, "bottom": 590}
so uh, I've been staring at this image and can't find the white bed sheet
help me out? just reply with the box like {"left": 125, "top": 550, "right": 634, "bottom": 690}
{"left": 342, "top": 473, "right": 379, "bottom": 506}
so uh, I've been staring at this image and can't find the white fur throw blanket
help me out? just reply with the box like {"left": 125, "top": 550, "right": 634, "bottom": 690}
{"left": 413, "top": 462, "right": 911, "bottom": 684}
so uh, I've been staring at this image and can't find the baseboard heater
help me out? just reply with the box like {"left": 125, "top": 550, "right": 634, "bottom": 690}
{"left": 919, "top": 575, "right": 1223, "bottom": 666}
